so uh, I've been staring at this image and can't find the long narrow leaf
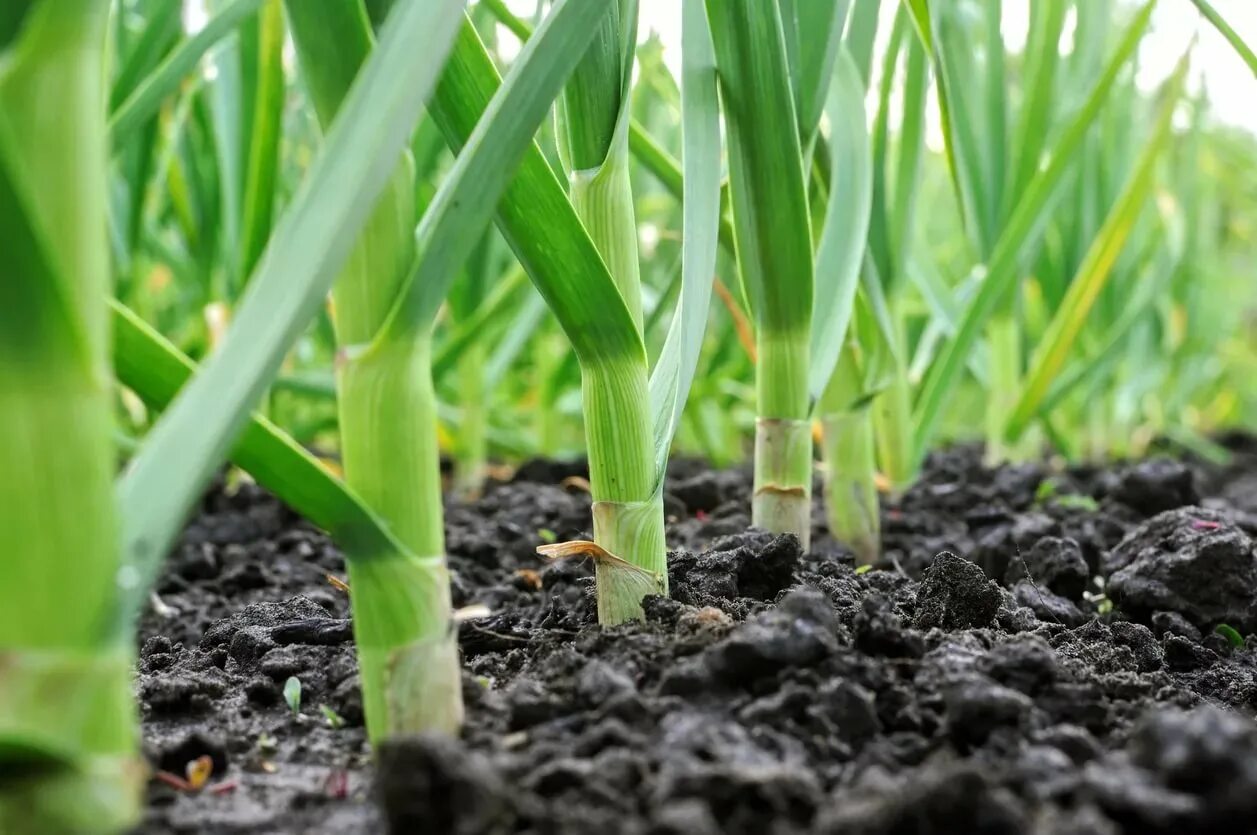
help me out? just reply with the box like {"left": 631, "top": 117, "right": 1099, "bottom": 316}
{"left": 116, "top": 0, "right": 465, "bottom": 591}
{"left": 647, "top": 0, "right": 721, "bottom": 479}
{"left": 1005, "top": 53, "right": 1190, "bottom": 439}
{"left": 237, "top": 0, "right": 285, "bottom": 279}
{"left": 791, "top": 0, "right": 850, "bottom": 144}
{"left": 808, "top": 47, "right": 873, "bottom": 406}
{"left": 426, "top": 19, "right": 643, "bottom": 368}
{"left": 109, "top": 0, "right": 266, "bottom": 149}
{"left": 111, "top": 301, "right": 398, "bottom": 559}
{"left": 1188, "top": 0, "right": 1257, "bottom": 77}
{"left": 912, "top": 0, "right": 1156, "bottom": 461}
{"left": 376, "top": 0, "right": 610, "bottom": 344}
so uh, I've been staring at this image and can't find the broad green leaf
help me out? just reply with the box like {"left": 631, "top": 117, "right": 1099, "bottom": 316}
{"left": 1005, "top": 54, "right": 1190, "bottom": 439}
{"left": 706, "top": 0, "right": 814, "bottom": 343}
{"left": 808, "top": 47, "right": 873, "bottom": 407}
{"left": 110, "top": 301, "right": 399, "bottom": 560}
{"left": 374, "top": 0, "right": 611, "bottom": 345}
{"left": 555, "top": 0, "right": 646, "bottom": 332}
{"left": 647, "top": 0, "right": 721, "bottom": 479}
{"left": 117, "top": 0, "right": 466, "bottom": 591}
{"left": 480, "top": 0, "right": 738, "bottom": 259}
{"left": 843, "top": 0, "right": 881, "bottom": 86}
{"left": 912, "top": 0, "right": 1156, "bottom": 462}
{"left": 109, "top": 0, "right": 266, "bottom": 149}
{"left": 556, "top": 0, "right": 633, "bottom": 171}
{"left": 426, "top": 18, "right": 643, "bottom": 368}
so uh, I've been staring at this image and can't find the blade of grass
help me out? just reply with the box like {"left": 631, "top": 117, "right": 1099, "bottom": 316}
{"left": 1005, "top": 52, "right": 1190, "bottom": 440}
{"left": 808, "top": 46, "right": 873, "bottom": 406}
{"left": 237, "top": 0, "right": 285, "bottom": 279}
{"left": 1188, "top": 0, "right": 1257, "bottom": 77}
{"left": 647, "top": 0, "right": 721, "bottom": 477}
{"left": 109, "top": 0, "right": 266, "bottom": 149}
{"left": 912, "top": 0, "right": 1157, "bottom": 463}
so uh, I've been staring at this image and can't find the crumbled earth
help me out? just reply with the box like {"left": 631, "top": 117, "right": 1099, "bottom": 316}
{"left": 136, "top": 439, "right": 1257, "bottom": 834}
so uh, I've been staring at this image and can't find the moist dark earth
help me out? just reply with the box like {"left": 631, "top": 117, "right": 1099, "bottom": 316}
{"left": 137, "top": 434, "right": 1257, "bottom": 834}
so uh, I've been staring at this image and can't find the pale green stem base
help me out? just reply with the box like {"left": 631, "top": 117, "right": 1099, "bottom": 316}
{"left": 822, "top": 410, "right": 880, "bottom": 566}
{"left": 582, "top": 363, "right": 665, "bottom": 623}
{"left": 0, "top": 648, "right": 143, "bottom": 834}
{"left": 592, "top": 497, "right": 667, "bottom": 624}
{"left": 752, "top": 418, "right": 814, "bottom": 551}
{"left": 873, "top": 367, "right": 915, "bottom": 496}
{"left": 337, "top": 339, "right": 462, "bottom": 739}
{"left": 755, "top": 330, "right": 812, "bottom": 549}
{"left": 985, "top": 314, "right": 1031, "bottom": 466}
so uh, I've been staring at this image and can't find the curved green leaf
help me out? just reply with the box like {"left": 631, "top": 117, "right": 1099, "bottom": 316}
{"left": 117, "top": 0, "right": 465, "bottom": 594}
{"left": 912, "top": 0, "right": 1156, "bottom": 463}
{"left": 111, "top": 301, "right": 398, "bottom": 559}
{"left": 1189, "top": 0, "right": 1257, "bottom": 77}
{"left": 808, "top": 47, "right": 873, "bottom": 407}
{"left": 1005, "top": 53, "right": 1190, "bottom": 440}
{"left": 375, "top": 0, "right": 610, "bottom": 345}
{"left": 426, "top": 18, "right": 643, "bottom": 368}
{"left": 109, "top": 0, "right": 266, "bottom": 149}
{"left": 647, "top": 0, "right": 721, "bottom": 479}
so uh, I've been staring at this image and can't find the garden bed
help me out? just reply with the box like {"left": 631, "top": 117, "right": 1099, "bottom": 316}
{"left": 138, "top": 435, "right": 1257, "bottom": 834}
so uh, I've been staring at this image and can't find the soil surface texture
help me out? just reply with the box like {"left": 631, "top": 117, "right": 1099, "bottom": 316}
{"left": 136, "top": 435, "right": 1257, "bottom": 834}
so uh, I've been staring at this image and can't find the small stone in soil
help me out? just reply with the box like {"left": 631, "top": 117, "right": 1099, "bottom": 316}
{"left": 1012, "top": 581, "right": 1088, "bottom": 627}
{"left": 1107, "top": 506, "right": 1257, "bottom": 630}
{"left": 1004, "top": 535, "right": 1089, "bottom": 600}
{"left": 1112, "top": 458, "right": 1200, "bottom": 516}
{"left": 1151, "top": 610, "right": 1203, "bottom": 642}
{"left": 913, "top": 551, "right": 1003, "bottom": 630}
{"left": 705, "top": 588, "right": 837, "bottom": 684}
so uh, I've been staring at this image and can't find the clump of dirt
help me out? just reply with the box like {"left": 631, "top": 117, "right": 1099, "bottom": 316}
{"left": 136, "top": 442, "right": 1257, "bottom": 834}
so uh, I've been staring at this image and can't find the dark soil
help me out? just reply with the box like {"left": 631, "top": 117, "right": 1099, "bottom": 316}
{"left": 136, "top": 435, "right": 1257, "bottom": 834}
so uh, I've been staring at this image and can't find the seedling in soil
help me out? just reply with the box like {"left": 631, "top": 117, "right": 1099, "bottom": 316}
{"left": 1054, "top": 494, "right": 1100, "bottom": 513}
{"left": 1036, "top": 479, "right": 1099, "bottom": 512}
{"left": 256, "top": 734, "right": 279, "bottom": 757}
{"left": 283, "top": 677, "right": 302, "bottom": 715}
{"left": 152, "top": 756, "right": 217, "bottom": 794}
{"left": 320, "top": 705, "right": 347, "bottom": 730}
{"left": 1216, "top": 624, "right": 1245, "bottom": 649}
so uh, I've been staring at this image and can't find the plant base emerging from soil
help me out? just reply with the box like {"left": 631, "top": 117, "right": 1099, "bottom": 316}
{"left": 0, "top": 2, "right": 143, "bottom": 830}
{"left": 822, "top": 409, "right": 880, "bottom": 566}
{"left": 752, "top": 417, "right": 813, "bottom": 551}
